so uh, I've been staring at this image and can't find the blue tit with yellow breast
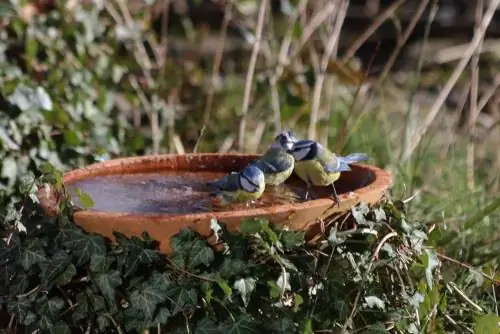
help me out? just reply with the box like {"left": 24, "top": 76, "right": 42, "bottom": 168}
{"left": 250, "top": 130, "right": 298, "bottom": 186}
{"left": 208, "top": 130, "right": 298, "bottom": 189}
{"left": 209, "top": 165, "right": 266, "bottom": 206}
{"left": 290, "top": 139, "right": 369, "bottom": 205}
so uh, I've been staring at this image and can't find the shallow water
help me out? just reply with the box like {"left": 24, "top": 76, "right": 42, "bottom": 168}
{"left": 68, "top": 171, "right": 309, "bottom": 214}
{"left": 67, "top": 168, "right": 374, "bottom": 215}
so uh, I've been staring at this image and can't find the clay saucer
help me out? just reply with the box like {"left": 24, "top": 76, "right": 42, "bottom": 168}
{"left": 38, "top": 154, "right": 392, "bottom": 254}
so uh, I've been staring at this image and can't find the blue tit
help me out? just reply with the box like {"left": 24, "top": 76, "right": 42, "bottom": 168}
{"left": 249, "top": 130, "right": 298, "bottom": 186}
{"left": 209, "top": 165, "right": 266, "bottom": 206}
{"left": 290, "top": 139, "right": 369, "bottom": 205}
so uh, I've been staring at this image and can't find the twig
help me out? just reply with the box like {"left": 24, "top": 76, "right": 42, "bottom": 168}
{"left": 403, "top": 0, "right": 500, "bottom": 162}
{"left": 238, "top": 0, "right": 269, "bottom": 151}
{"left": 377, "top": 0, "right": 430, "bottom": 84}
{"left": 448, "top": 282, "right": 484, "bottom": 313}
{"left": 342, "top": 0, "right": 406, "bottom": 61}
{"left": 269, "top": 0, "right": 309, "bottom": 132}
{"left": 202, "top": 0, "right": 233, "bottom": 127}
{"left": 16, "top": 285, "right": 40, "bottom": 298}
{"left": 308, "top": 0, "right": 348, "bottom": 140}
{"left": 467, "top": 0, "right": 483, "bottom": 191}
{"left": 167, "top": 259, "right": 217, "bottom": 282}
{"left": 436, "top": 252, "right": 500, "bottom": 285}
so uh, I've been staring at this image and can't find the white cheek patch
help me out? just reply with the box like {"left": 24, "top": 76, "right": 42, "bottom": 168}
{"left": 240, "top": 177, "right": 257, "bottom": 192}
{"left": 293, "top": 147, "right": 310, "bottom": 161}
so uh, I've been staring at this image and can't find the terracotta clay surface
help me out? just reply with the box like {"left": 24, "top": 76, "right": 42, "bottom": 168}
{"left": 44, "top": 153, "right": 392, "bottom": 254}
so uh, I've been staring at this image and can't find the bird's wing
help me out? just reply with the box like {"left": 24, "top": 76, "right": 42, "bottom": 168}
{"left": 207, "top": 172, "right": 240, "bottom": 192}
{"left": 318, "top": 147, "right": 352, "bottom": 173}
{"left": 340, "top": 153, "right": 369, "bottom": 164}
{"left": 252, "top": 149, "right": 293, "bottom": 174}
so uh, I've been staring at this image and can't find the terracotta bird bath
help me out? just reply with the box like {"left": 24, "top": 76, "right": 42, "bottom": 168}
{"left": 39, "top": 154, "right": 392, "bottom": 254}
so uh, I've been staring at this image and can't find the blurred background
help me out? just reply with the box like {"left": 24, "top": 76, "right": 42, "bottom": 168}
{"left": 1, "top": 0, "right": 499, "bottom": 257}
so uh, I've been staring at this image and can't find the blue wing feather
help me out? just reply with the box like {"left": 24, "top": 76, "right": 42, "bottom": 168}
{"left": 341, "top": 153, "right": 369, "bottom": 164}
{"left": 207, "top": 172, "right": 240, "bottom": 193}
{"left": 322, "top": 153, "right": 368, "bottom": 173}
{"left": 251, "top": 149, "right": 293, "bottom": 174}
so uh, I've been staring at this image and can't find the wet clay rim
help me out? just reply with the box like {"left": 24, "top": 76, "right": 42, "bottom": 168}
{"left": 62, "top": 153, "right": 392, "bottom": 222}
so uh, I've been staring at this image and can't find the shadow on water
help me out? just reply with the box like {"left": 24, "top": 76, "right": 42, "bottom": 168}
{"left": 67, "top": 167, "right": 375, "bottom": 215}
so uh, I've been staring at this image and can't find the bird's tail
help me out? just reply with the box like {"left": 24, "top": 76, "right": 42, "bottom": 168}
{"left": 340, "top": 153, "right": 369, "bottom": 164}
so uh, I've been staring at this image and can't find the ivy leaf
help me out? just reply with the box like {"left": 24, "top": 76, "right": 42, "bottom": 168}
{"left": 115, "top": 233, "right": 160, "bottom": 277}
{"left": 170, "top": 229, "right": 197, "bottom": 254}
{"left": 364, "top": 296, "right": 386, "bottom": 311}
{"left": 21, "top": 243, "right": 48, "bottom": 270}
{"left": 219, "top": 314, "right": 261, "bottom": 333}
{"left": 188, "top": 239, "right": 214, "bottom": 269}
{"left": 129, "top": 285, "right": 168, "bottom": 320}
{"left": 268, "top": 318, "right": 297, "bottom": 333}
{"left": 94, "top": 270, "right": 122, "bottom": 307}
{"left": 40, "top": 250, "right": 71, "bottom": 288}
{"left": 38, "top": 295, "right": 66, "bottom": 319}
{"left": 72, "top": 292, "right": 90, "bottom": 322}
{"left": 167, "top": 285, "right": 199, "bottom": 315}
{"left": 233, "top": 277, "right": 256, "bottom": 307}
{"left": 220, "top": 258, "right": 248, "bottom": 278}
{"left": 195, "top": 317, "right": 221, "bottom": 334}
{"left": 61, "top": 228, "right": 106, "bottom": 266}
{"left": 210, "top": 218, "right": 222, "bottom": 242}
{"left": 0, "top": 234, "right": 21, "bottom": 265}
{"left": 90, "top": 254, "right": 114, "bottom": 274}
{"left": 55, "top": 264, "right": 76, "bottom": 286}
{"left": 75, "top": 187, "right": 94, "bottom": 209}
{"left": 474, "top": 314, "right": 500, "bottom": 334}
{"left": 9, "top": 272, "right": 29, "bottom": 295}
{"left": 7, "top": 298, "right": 32, "bottom": 324}
{"left": 216, "top": 276, "right": 233, "bottom": 299}
{"left": 97, "top": 314, "right": 111, "bottom": 332}
{"left": 281, "top": 230, "right": 305, "bottom": 249}
{"left": 149, "top": 271, "right": 172, "bottom": 290}
{"left": 49, "top": 322, "right": 71, "bottom": 334}
{"left": 240, "top": 219, "right": 267, "bottom": 234}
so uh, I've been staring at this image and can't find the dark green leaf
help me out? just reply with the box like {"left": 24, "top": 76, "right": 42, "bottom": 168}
{"left": 94, "top": 270, "right": 122, "bottom": 306}
{"left": 61, "top": 228, "right": 106, "bottom": 266}
{"left": 38, "top": 295, "right": 66, "bottom": 319}
{"left": 97, "top": 314, "right": 111, "bottom": 332}
{"left": 21, "top": 244, "right": 48, "bottom": 270}
{"left": 50, "top": 322, "right": 72, "bottom": 334}
{"left": 167, "top": 285, "right": 199, "bottom": 315}
{"left": 90, "top": 254, "right": 114, "bottom": 273}
{"left": 72, "top": 292, "right": 90, "bottom": 322}
{"left": 220, "top": 258, "right": 248, "bottom": 278}
{"left": 40, "top": 250, "right": 71, "bottom": 288}
{"left": 170, "top": 229, "right": 197, "bottom": 254}
{"left": 219, "top": 314, "right": 261, "bottom": 334}
{"left": 240, "top": 219, "right": 267, "bottom": 234}
{"left": 268, "top": 318, "right": 297, "bottom": 334}
{"left": 188, "top": 239, "right": 214, "bottom": 269}
{"left": 129, "top": 285, "right": 168, "bottom": 320}
{"left": 55, "top": 264, "right": 76, "bottom": 286}
{"left": 281, "top": 230, "right": 305, "bottom": 248}
{"left": 149, "top": 271, "right": 172, "bottom": 290}
{"left": 9, "top": 272, "right": 29, "bottom": 295}
{"left": 195, "top": 317, "right": 222, "bottom": 334}
{"left": 7, "top": 298, "right": 32, "bottom": 323}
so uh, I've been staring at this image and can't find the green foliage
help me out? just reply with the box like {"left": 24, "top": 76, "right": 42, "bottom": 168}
{"left": 2, "top": 170, "right": 498, "bottom": 333}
